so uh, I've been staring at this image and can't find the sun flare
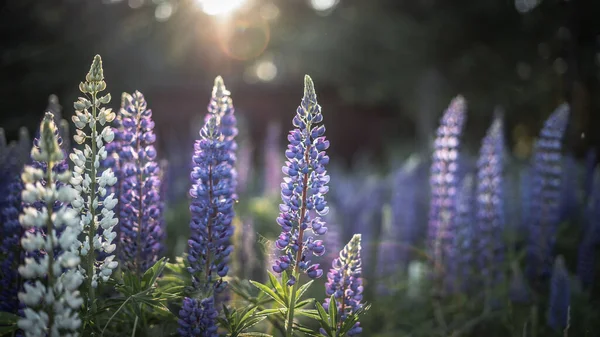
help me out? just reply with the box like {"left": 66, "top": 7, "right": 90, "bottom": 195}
{"left": 195, "top": 0, "right": 246, "bottom": 16}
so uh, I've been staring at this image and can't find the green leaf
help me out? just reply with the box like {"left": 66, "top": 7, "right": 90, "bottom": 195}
{"left": 238, "top": 333, "right": 274, "bottom": 337}
{"left": 249, "top": 281, "right": 286, "bottom": 307}
{"left": 293, "top": 323, "right": 324, "bottom": 337}
{"left": 141, "top": 258, "right": 167, "bottom": 289}
{"left": 315, "top": 302, "right": 334, "bottom": 337}
{"left": 328, "top": 295, "right": 338, "bottom": 328}
{"left": 267, "top": 272, "right": 288, "bottom": 303}
{"left": 296, "top": 309, "right": 321, "bottom": 320}
{"left": 295, "top": 280, "right": 314, "bottom": 300}
{"left": 0, "top": 311, "right": 20, "bottom": 325}
{"left": 256, "top": 308, "right": 287, "bottom": 317}
{"left": 295, "top": 298, "right": 314, "bottom": 309}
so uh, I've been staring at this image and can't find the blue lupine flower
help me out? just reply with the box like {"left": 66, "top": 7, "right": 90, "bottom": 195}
{"left": 188, "top": 114, "right": 235, "bottom": 291}
{"left": 428, "top": 96, "right": 467, "bottom": 277}
{"left": 117, "top": 91, "right": 165, "bottom": 274}
{"left": 526, "top": 103, "right": 570, "bottom": 282}
{"left": 547, "top": 256, "right": 570, "bottom": 331}
{"left": 272, "top": 75, "right": 329, "bottom": 280}
{"left": 449, "top": 174, "right": 476, "bottom": 293}
{"left": 178, "top": 297, "right": 219, "bottom": 337}
{"left": 0, "top": 177, "right": 24, "bottom": 314}
{"left": 376, "top": 161, "right": 420, "bottom": 289}
{"left": 206, "top": 76, "right": 238, "bottom": 196}
{"left": 476, "top": 116, "right": 505, "bottom": 290}
{"left": 323, "top": 234, "right": 364, "bottom": 336}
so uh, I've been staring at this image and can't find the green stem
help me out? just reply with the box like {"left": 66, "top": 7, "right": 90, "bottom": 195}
{"left": 286, "top": 271, "right": 299, "bottom": 336}
{"left": 286, "top": 143, "right": 311, "bottom": 337}
{"left": 45, "top": 159, "right": 56, "bottom": 335}
{"left": 135, "top": 110, "right": 144, "bottom": 277}
{"left": 87, "top": 92, "right": 98, "bottom": 315}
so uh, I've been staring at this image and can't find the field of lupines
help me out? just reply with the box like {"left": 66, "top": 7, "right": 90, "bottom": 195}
{"left": 0, "top": 54, "right": 599, "bottom": 337}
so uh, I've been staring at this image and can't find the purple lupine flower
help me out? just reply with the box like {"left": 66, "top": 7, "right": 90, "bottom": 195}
{"left": 448, "top": 174, "right": 476, "bottom": 293}
{"left": 526, "top": 104, "right": 570, "bottom": 283}
{"left": 206, "top": 76, "right": 238, "bottom": 197}
{"left": 577, "top": 167, "right": 600, "bottom": 289}
{"left": 547, "top": 256, "right": 570, "bottom": 331}
{"left": 323, "top": 234, "right": 363, "bottom": 335}
{"left": 0, "top": 177, "right": 24, "bottom": 314}
{"left": 178, "top": 297, "right": 219, "bottom": 337}
{"left": 264, "top": 122, "right": 283, "bottom": 196}
{"left": 117, "top": 91, "right": 165, "bottom": 274}
{"left": 428, "top": 96, "right": 467, "bottom": 278}
{"left": 388, "top": 158, "right": 421, "bottom": 274}
{"left": 476, "top": 116, "right": 506, "bottom": 291}
{"left": 188, "top": 114, "right": 235, "bottom": 291}
{"left": 272, "top": 75, "right": 329, "bottom": 281}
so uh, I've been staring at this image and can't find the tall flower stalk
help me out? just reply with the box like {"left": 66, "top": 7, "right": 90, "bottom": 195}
{"left": 476, "top": 115, "right": 505, "bottom": 302}
{"left": 271, "top": 75, "right": 330, "bottom": 335}
{"left": 323, "top": 234, "right": 364, "bottom": 336}
{"left": 428, "top": 96, "right": 466, "bottom": 281}
{"left": 525, "top": 104, "right": 570, "bottom": 283}
{"left": 18, "top": 113, "right": 83, "bottom": 337}
{"left": 117, "top": 91, "right": 164, "bottom": 274}
{"left": 69, "top": 55, "right": 118, "bottom": 314}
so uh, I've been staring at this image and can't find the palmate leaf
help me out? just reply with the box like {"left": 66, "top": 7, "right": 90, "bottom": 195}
{"left": 250, "top": 280, "right": 287, "bottom": 307}
{"left": 221, "top": 305, "right": 270, "bottom": 337}
{"left": 314, "top": 297, "right": 371, "bottom": 337}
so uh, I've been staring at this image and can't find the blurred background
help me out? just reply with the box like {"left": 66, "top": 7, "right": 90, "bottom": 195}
{"left": 2, "top": 1, "right": 600, "bottom": 336}
{"left": 1, "top": 0, "right": 600, "bottom": 163}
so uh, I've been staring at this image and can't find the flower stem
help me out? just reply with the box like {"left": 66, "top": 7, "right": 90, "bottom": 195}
{"left": 135, "top": 111, "right": 144, "bottom": 276}
{"left": 286, "top": 143, "right": 311, "bottom": 337}
{"left": 87, "top": 92, "right": 98, "bottom": 315}
{"left": 45, "top": 159, "right": 56, "bottom": 335}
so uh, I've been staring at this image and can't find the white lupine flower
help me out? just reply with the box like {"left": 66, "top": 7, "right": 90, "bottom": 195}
{"left": 103, "top": 194, "right": 117, "bottom": 210}
{"left": 19, "top": 112, "right": 83, "bottom": 337}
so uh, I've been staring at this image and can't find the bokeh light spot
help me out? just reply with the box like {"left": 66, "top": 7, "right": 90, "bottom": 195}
{"left": 260, "top": 3, "right": 280, "bottom": 21}
{"left": 256, "top": 60, "right": 277, "bottom": 82}
{"left": 216, "top": 17, "right": 270, "bottom": 60}
{"left": 155, "top": 2, "right": 173, "bottom": 22}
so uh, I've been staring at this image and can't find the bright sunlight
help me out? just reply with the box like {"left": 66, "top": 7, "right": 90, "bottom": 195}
{"left": 195, "top": 0, "right": 247, "bottom": 16}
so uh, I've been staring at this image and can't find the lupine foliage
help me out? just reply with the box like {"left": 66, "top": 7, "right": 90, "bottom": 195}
{"left": 1, "top": 56, "right": 599, "bottom": 337}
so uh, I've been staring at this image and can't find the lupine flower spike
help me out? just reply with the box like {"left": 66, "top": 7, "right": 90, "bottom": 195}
{"left": 18, "top": 113, "right": 83, "bottom": 337}
{"left": 0, "top": 128, "right": 30, "bottom": 314}
{"left": 117, "top": 91, "right": 164, "bottom": 274}
{"left": 188, "top": 113, "right": 235, "bottom": 292}
{"left": 272, "top": 75, "right": 330, "bottom": 283}
{"left": 323, "top": 234, "right": 364, "bottom": 336}
{"left": 206, "top": 76, "right": 238, "bottom": 196}
{"left": 69, "top": 55, "right": 119, "bottom": 310}
{"left": 428, "top": 96, "right": 466, "bottom": 280}
{"left": 177, "top": 297, "right": 219, "bottom": 337}
{"left": 526, "top": 103, "right": 570, "bottom": 283}
{"left": 476, "top": 115, "right": 505, "bottom": 297}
